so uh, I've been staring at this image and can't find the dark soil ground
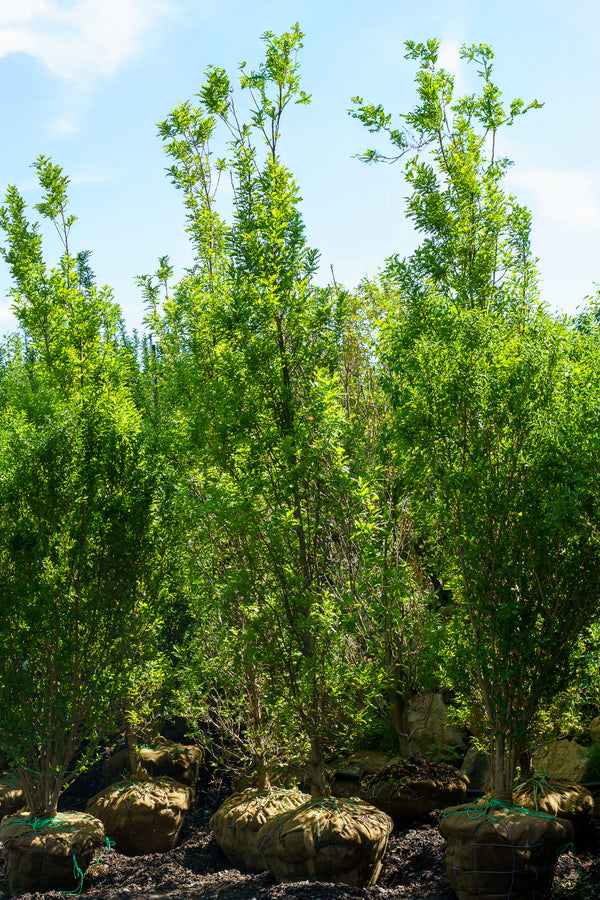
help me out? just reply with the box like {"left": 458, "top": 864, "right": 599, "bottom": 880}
{"left": 2, "top": 760, "right": 600, "bottom": 900}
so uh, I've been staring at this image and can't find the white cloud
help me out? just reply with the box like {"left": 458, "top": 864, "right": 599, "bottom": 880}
{"left": 437, "top": 39, "right": 462, "bottom": 76}
{"left": 69, "top": 168, "right": 110, "bottom": 185}
{"left": 0, "top": 0, "right": 175, "bottom": 84}
{"left": 437, "top": 38, "right": 468, "bottom": 97}
{"left": 507, "top": 169, "right": 600, "bottom": 233}
{"left": 48, "top": 115, "right": 80, "bottom": 136}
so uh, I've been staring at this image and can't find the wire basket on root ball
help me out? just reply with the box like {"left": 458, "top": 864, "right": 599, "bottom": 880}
{"left": 0, "top": 811, "right": 107, "bottom": 895}
{"left": 86, "top": 776, "right": 193, "bottom": 855}
{"left": 257, "top": 796, "right": 393, "bottom": 888}
{"left": 438, "top": 797, "right": 574, "bottom": 900}
{"left": 209, "top": 787, "right": 310, "bottom": 873}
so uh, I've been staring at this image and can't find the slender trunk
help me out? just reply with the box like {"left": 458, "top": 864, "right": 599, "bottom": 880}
{"left": 19, "top": 766, "right": 62, "bottom": 818}
{"left": 255, "top": 751, "right": 270, "bottom": 792}
{"left": 518, "top": 748, "right": 532, "bottom": 781}
{"left": 309, "top": 732, "right": 330, "bottom": 798}
{"left": 247, "top": 667, "right": 270, "bottom": 791}
{"left": 490, "top": 733, "right": 514, "bottom": 804}
{"left": 491, "top": 734, "right": 505, "bottom": 794}
{"left": 388, "top": 688, "right": 411, "bottom": 757}
{"left": 125, "top": 701, "right": 148, "bottom": 780}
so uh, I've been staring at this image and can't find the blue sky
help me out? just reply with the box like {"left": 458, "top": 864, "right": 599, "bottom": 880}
{"left": 1, "top": 0, "right": 599, "bottom": 334}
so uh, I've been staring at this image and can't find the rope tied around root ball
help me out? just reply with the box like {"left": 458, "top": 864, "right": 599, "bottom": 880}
{"left": 441, "top": 795, "right": 558, "bottom": 822}
{"left": 439, "top": 795, "right": 580, "bottom": 897}
{"left": 260, "top": 795, "right": 391, "bottom": 850}
{"left": 0, "top": 813, "right": 110, "bottom": 896}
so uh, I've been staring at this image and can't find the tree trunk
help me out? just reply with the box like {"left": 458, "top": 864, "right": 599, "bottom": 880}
{"left": 490, "top": 733, "right": 514, "bottom": 805}
{"left": 518, "top": 748, "right": 533, "bottom": 781}
{"left": 247, "top": 666, "right": 271, "bottom": 791}
{"left": 19, "top": 765, "right": 62, "bottom": 818}
{"left": 388, "top": 687, "right": 411, "bottom": 757}
{"left": 309, "top": 733, "right": 330, "bottom": 798}
{"left": 255, "top": 751, "right": 270, "bottom": 792}
{"left": 125, "top": 702, "right": 148, "bottom": 780}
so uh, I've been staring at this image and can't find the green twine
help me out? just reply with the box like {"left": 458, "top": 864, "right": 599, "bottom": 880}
{"left": 0, "top": 771, "right": 22, "bottom": 788}
{"left": 440, "top": 796, "right": 557, "bottom": 822}
{"left": 100, "top": 778, "right": 174, "bottom": 811}
{"left": 56, "top": 853, "right": 85, "bottom": 896}
{"left": 555, "top": 840, "right": 585, "bottom": 883}
{"left": 440, "top": 798, "right": 585, "bottom": 892}
{"left": 514, "top": 772, "right": 553, "bottom": 810}
{"left": 102, "top": 777, "right": 160, "bottom": 796}
{"left": 65, "top": 834, "right": 114, "bottom": 897}
{"left": 4, "top": 815, "right": 78, "bottom": 836}
{"left": 12, "top": 757, "right": 81, "bottom": 778}
{"left": 2, "top": 814, "right": 111, "bottom": 896}
{"left": 259, "top": 794, "right": 390, "bottom": 851}
{"left": 87, "top": 835, "right": 115, "bottom": 871}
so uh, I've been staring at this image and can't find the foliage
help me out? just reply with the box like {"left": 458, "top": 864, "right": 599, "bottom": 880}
{"left": 353, "top": 40, "right": 600, "bottom": 793}
{"left": 0, "top": 159, "right": 166, "bottom": 815}
{"left": 148, "top": 25, "right": 436, "bottom": 793}
{"left": 1, "top": 30, "right": 599, "bottom": 810}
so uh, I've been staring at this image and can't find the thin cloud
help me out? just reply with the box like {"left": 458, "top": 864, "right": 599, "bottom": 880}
{"left": 48, "top": 116, "right": 81, "bottom": 137}
{"left": 0, "top": 0, "right": 175, "bottom": 84}
{"left": 437, "top": 38, "right": 468, "bottom": 97}
{"left": 508, "top": 169, "right": 600, "bottom": 233}
{"left": 69, "top": 168, "right": 111, "bottom": 186}
{"left": 437, "top": 39, "right": 462, "bottom": 76}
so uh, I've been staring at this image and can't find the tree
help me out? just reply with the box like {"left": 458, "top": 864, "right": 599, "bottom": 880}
{"left": 0, "top": 158, "right": 165, "bottom": 816}
{"left": 353, "top": 40, "right": 600, "bottom": 796}
{"left": 151, "top": 26, "right": 390, "bottom": 793}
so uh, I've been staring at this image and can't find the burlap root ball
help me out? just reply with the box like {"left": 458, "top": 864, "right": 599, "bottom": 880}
{"left": 257, "top": 796, "right": 393, "bottom": 887}
{"left": 209, "top": 787, "right": 310, "bottom": 873}
{"left": 0, "top": 811, "right": 106, "bottom": 895}
{"left": 513, "top": 777, "right": 594, "bottom": 828}
{"left": 103, "top": 739, "right": 204, "bottom": 788}
{"left": 87, "top": 776, "right": 193, "bottom": 855}
{"left": 438, "top": 800, "right": 574, "bottom": 900}
{"left": 0, "top": 776, "right": 26, "bottom": 818}
{"left": 358, "top": 755, "right": 469, "bottom": 819}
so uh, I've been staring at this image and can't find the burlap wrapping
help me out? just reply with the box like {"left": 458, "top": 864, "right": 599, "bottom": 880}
{"left": 256, "top": 796, "right": 393, "bottom": 887}
{"left": 87, "top": 776, "right": 193, "bottom": 855}
{"left": 438, "top": 801, "right": 574, "bottom": 900}
{"left": 103, "top": 739, "right": 204, "bottom": 787}
{"left": 209, "top": 788, "right": 310, "bottom": 873}
{"left": 0, "top": 811, "right": 105, "bottom": 895}
{"left": 513, "top": 778, "right": 594, "bottom": 824}
{"left": 0, "top": 776, "right": 25, "bottom": 818}
{"left": 355, "top": 756, "right": 468, "bottom": 819}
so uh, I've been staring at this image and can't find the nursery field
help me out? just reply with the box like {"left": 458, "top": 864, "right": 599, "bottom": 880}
{"left": 0, "top": 760, "right": 596, "bottom": 900}
{"left": 3, "top": 24, "right": 600, "bottom": 900}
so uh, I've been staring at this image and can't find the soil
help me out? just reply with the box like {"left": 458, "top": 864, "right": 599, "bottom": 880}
{"left": 361, "top": 757, "right": 467, "bottom": 787}
{"left": 1, "top": 761, "right": 600, "bottom": 900}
